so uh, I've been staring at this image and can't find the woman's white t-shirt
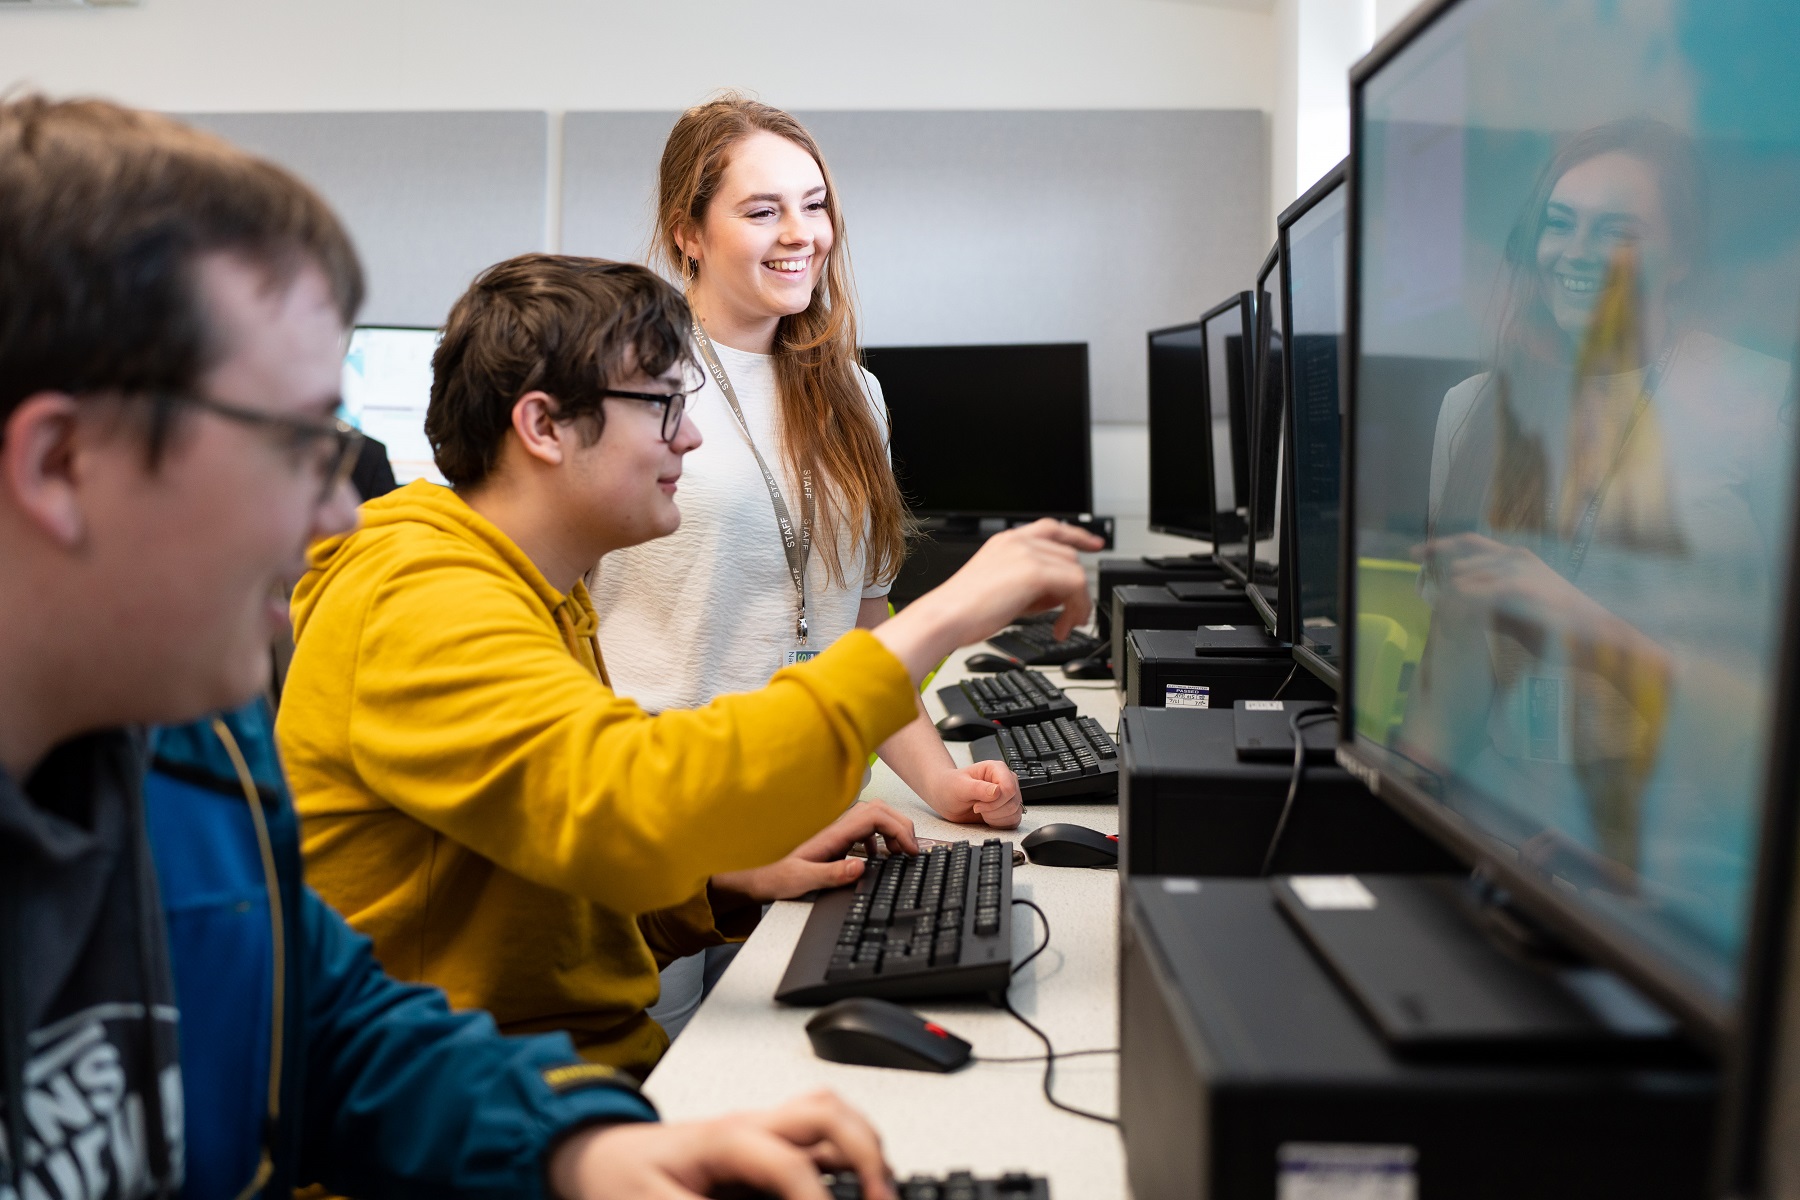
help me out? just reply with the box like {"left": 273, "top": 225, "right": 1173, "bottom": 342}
{"left": 591, "top": 340, "right": 891, "bottom": 712}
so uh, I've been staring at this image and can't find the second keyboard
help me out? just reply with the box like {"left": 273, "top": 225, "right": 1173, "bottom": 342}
{"left": 937, "top": 668, "right": 1077, "bottom": 728}
{"left": 973, "top": 715, "right": 1120, "bottom": 802}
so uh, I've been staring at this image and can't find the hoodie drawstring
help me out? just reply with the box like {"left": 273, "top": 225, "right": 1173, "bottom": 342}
{"left": 209, "top": 719, "right": 284, "bottom": 1200}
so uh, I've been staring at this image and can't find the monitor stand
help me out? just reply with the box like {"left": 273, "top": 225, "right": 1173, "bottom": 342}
{"left": 1141, "top": 552, "right": 1216, "bottom": 571}
{"left": 1272, "top": 874, "right": 1693, "bottom": 1063}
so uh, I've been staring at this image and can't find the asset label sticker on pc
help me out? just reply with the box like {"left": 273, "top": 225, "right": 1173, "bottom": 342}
{"left": 1166, "top": 684, "right": 1211, "bottom": 709}
{"left": 1289, "top": 876, "right": 1377, "bottom": 911}
{"left": 1277, "top": 1143, "right": 1417, "bottom": 1200}
{"left": 1244, "top": 700, "right": 1285, "bottom": 712}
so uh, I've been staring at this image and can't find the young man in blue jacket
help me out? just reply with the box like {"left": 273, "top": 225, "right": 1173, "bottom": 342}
{"left": 0, "top": 94, "right": 895, "bottom": 1200}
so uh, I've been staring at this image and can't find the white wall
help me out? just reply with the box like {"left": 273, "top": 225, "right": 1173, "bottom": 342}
{"left": 0, "top": 0, "right": 1275, "bottom": 113}
{"left": 0, "top": 0, "right": 1298, "bottom": 525}
{"left": 1268, "top": 0, "right": 1431, "bottom": 220}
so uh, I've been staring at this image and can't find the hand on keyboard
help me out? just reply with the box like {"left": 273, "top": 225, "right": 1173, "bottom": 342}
{"left": 713, "top": 800, "right": 920, "bottom": 903}
{"left": 923, "top": 759, "right": 1023, "bottom": 829}
{"left": 549, "top": 1089, "right": 895, "bottom": 1200}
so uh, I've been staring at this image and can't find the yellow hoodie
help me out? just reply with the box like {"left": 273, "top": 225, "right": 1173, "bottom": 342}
{"left": 277, "top": 480, "right": 917, "bottom": 1075}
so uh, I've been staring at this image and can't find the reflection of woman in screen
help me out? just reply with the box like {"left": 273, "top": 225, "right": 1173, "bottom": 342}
{"left": 1409, "top": 119, "right": 1791, "bottom": 887}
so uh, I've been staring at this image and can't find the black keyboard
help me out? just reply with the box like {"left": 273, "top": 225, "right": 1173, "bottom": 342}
{"left": 971, "top": 715, "right": 1119, "bottom": 802}
{"left": 775, "top": 840, "right": 1014, "bottom": 1006}
{"left": 986, "top": 625, "right": 1104, "bottom": 666}
{"left": 937, "top": 669, "right": 1076, "bottom": 729}
{"left": 718, "top": 1171, "right": 1049, "bottom": 1199}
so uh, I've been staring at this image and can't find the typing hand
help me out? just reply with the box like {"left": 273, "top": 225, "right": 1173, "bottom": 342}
{"left": 929, "top": 760, "right": 1024, "bottom": 829}
{"left": 712, "top": 800, "right": 918, "bottom": 903}
{"left": 548, "top": 1090, "right": 895, "bottom": 1200}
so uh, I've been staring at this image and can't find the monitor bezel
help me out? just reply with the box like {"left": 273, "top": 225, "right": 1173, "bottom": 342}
{"left": 1146, "top": 318, "right": 1217, "bottom": 543}
{"left": 1200, "top": 291, "right": 1257, "bottom": 584}
{"left": 1278, "top": 162, "right": 1349, "bottom": 691}
{"left": 863, "top": 341, "right": 1094, "bottom": 521}
{"left": 1715, "top": 367, "right": 1800, "bottom": 1196}
{"left": 1335, "top": 0, "right": 1741, "bottom": 1047}
{"left": 1247, "top": 243, "right": 1293, "bottom": 641}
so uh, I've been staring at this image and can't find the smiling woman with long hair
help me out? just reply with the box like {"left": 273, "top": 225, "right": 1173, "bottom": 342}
{"left": 1406, "top": 118, "right": 1791, "bottom": 891}
{"left": 588, "top": 95, "right": 1026, "bottom": 1034}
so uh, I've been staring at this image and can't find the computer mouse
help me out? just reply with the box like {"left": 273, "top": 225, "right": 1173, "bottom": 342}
{"left": 964, "top": 652, "right": 1021, "bottom": 673}
{"left": 804, "top": 997, "right": 972, "bottom": 1073}
{"left": 935, "top": 712, "right": 1002, "bottom": 740}
{"left": 1021, "top": 822, "right": 1119, "bottom": 868}
{"left": 1061, "top": 652, "right": 1112, "bottom": 680}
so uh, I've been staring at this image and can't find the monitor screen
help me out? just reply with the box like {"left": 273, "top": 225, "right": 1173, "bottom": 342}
{"left": 1147, "top": 322, "right": 1215, "bottom": 540}
{"left": 343, "top": 326, "right": 445, "bottom": 486}
{"left": 1285, "top": 172, "right": 1348, "bottom": 675}
{"left": 1248, "top": 247, "right": 1287, "bottom": 632}
{"left": 1344, "top": 0, "right": 1800, "bottom": 1032}
{"left": 1202, "top": 295, "right": 1253, "bottom": 567}
{"left": 863, "top": 343, "right": 1091, "bottom": 519}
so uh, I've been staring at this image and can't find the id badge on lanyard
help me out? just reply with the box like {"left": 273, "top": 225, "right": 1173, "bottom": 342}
{"left": 691, "top": 322, "right": 820, "bottom": 668}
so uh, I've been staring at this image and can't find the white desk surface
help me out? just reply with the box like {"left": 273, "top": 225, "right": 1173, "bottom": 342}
{"left": 645, "top": 649, "right": 1129, "bottom": 1197}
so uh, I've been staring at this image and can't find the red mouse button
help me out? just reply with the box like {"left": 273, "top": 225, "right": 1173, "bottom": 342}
{"left": 924, "top": 1022, "right": 951, "bottom": 1039}
{"left": 1106, "top": 834, "right": 1119, "bottom": 841}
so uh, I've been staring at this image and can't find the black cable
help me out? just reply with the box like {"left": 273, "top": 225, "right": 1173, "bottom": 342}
{"left": 999, "top": 899, "right": 1121, "bottom": 1126}
{"left": 1011, "top": 897, "right": 1051, "bottom": 976}
{"left": 1270, "top": 662, "right": 1299, "bottom": 700}
{"left": 1259, "top": 705, "right": 1338, "bottom": 876}
{"left": 972, "top": 1048, "right": 1120, "bottom": 1063}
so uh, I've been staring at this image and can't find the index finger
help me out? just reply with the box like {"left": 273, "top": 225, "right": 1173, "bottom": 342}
{"left": 1024, "top": 519, "right": 1105, "bottom": 552}
{"left": 755, "top": 1091, "right": 894, "bottom": 1200}
{"left": 856, "top": 801, "right": 918, "bottom": 856}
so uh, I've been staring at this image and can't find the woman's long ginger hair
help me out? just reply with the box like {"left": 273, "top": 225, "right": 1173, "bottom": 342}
{"left": 655, "top": 94, "right": 909, "bottom": 590}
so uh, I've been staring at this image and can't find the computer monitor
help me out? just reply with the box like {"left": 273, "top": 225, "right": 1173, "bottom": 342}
{"left": 1282, "top": 163, "right": 1348, "bottom": 687}
{"left": 342, "top": 326, "right": 445, "bottom": 486}
{"left": 1340, "top": 0, "right": 1800, "bottom": 1042}
{"left": 862, "top": 343, "right": 1092, "bottom": 520}
{"left": 1147, "top": 321, "right": 1216, "bottom": 541}
{"left": 1200, "top": 293, "right": 1255, "bottom": 577}
{"left": 1247, "top": 244, "right": 1291, "bottom": 638}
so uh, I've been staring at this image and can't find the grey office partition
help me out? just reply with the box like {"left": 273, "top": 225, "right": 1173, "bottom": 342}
{"left": 561, "top": 109, "right": 1268, "bottom": 423}
{"left": 180, "top": 111, "right": 550, "bottom": 328}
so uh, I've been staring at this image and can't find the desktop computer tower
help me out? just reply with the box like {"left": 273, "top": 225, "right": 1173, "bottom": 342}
{"left": 1109, "top": 584, "right": 1258, "bottom": 679}
{"left": 1097, "top": 556, "right": 1224, "bottom": 640}
{"left": 1119, "top": 877, "right": 1717, "bottom": 1200}
{"left": 1123, "top": 628, "right": 1332, "bottom": 708}
{"left": 1117, "top": 705, "right": 1454, "bottom": 877}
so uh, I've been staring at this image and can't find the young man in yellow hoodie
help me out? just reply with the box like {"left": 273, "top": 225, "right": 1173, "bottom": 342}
{"left": 275, "top": 253, "right": 1100, "bottom": 1079}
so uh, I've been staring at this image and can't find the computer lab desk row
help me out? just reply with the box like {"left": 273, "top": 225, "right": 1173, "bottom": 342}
{"left": 644, "top": 653, "right": 1130, "bottom": 1198}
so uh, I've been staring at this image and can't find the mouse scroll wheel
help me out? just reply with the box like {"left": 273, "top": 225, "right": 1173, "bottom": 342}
{"left": 924, "top": 1022, "right": 951, "bottom": 1039}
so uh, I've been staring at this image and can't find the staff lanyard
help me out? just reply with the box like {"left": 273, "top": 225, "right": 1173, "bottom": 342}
{"left": 1564, "top": 341, "right": 1676, "bottom": 579}
{"left": 691, "top": 320, "right": 817, "bottom": 643}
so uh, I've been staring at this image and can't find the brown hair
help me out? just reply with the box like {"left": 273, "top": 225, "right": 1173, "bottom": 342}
{"left": 427, "top": 254, "right": 697, "bottom": 488}
{"left": 0, "top": 94, "right": 363, "bottom": 457}
{"left": 1439, "top": 119, "right": 1705, "bottom": 540}
{"left": 655, "top": 94, "right": 908, "bottom": 589}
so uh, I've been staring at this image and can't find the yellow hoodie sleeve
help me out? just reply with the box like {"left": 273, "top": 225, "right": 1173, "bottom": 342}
{"left": 342, "top": 545, "right": 918, "bottom": 916}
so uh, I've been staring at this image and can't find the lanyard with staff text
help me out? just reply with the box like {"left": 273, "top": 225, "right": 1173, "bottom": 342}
{"left": 1564, "top": 341, "right": 1676, "bottom": 579}
{"left": 691, "top": 319, "right": 817, "bottom": 644}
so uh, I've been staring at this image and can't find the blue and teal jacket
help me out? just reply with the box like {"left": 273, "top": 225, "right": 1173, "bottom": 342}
{"left": 144, "top": 702, "right": 656, "bottom": 1200}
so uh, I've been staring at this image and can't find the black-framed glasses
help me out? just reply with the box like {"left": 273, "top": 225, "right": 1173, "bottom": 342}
{"left": 598, "top": 386, "right": 696, "bottom": 444}
{"left": 174, "top": 393, "right": 365, "bottom": 503}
